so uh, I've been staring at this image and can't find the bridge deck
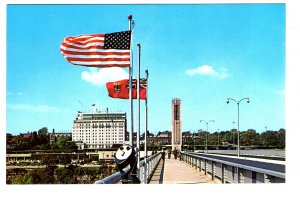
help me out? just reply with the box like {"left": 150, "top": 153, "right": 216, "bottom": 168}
{"left": 149, "top": 157, "right": 220, "bottom": 184}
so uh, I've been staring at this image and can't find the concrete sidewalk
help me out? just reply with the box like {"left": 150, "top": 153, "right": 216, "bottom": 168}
{"left": 162, "top": 158, "right": 220, "bottom": 184}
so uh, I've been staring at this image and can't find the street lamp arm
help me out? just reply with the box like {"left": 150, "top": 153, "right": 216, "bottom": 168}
{"left": 239, "top": 98, "right": 250, "bottom": 104}
{"left": 227, "top": 98, "right": 237, "bottom": 104}
{"left": 227, "top": 97, "right": 250, "bottom": 104}
{"left": 200, "top": 120, "right": 215, "bottom": 124}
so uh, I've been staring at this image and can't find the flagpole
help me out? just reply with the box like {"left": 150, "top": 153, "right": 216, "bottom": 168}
{"left": 144, "top": 69, "right": 149, "bottom": 184}
{"left": 128, "top": 15, "right": 134, "bottom": 146}
{"left": 137, "top": 43, "right": 141, "bottom": 180}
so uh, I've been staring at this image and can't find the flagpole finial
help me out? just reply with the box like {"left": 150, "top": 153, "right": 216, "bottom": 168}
{"left": 128, "top": 15, "right": 132, "bottom": 20}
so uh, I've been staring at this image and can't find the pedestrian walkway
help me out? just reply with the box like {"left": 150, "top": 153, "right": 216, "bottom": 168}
{"left": 149, "top": 157, "right": 220, "bottom": 184}
{"left": 148, "top": 156, "right": 164, "bottom": 184}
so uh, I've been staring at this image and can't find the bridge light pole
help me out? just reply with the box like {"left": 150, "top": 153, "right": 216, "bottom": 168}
{"left": 226, "top": 98, "right": 250, "bottom": 157}
{"left": 232, "top": 121, "right": 235, "bottom": 146}
{"left": 200, "top": 120, "right": 214, "bottom": 154}
{"left": 217, "top": 129, "right": 220, "bottom": 147}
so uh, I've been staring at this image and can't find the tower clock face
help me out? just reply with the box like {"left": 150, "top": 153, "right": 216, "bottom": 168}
{"left": 115, "top": 145, "right": 133, "bottom": 161}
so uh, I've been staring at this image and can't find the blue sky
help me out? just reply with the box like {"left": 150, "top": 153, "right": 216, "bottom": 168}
{"left": 6, "top": 4, "right": 285, "bottom": 135}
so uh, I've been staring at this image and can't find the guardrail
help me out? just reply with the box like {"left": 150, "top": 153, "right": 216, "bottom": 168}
{"left": 94, "top": 167, "right": 130, "bottom": 184}
{"left": 95, "top": 152, "right": 162, "bottom": 184}
{"left": 139, "top": 152, "right": 162, "bottom": 183}
{"left": 181, "top": 152, "right": 285, "bottom": 183}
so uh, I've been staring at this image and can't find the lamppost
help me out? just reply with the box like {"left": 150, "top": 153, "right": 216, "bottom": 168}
{"left": 232, "top": 121, "right": 235, "bottom": 145}
{"left": 200, "top": 120, "right": 215, "bottom": 154}
{"left": 217, "top": 129, "right": 220, "bottom": 147}
{"left": 226, "top": 98, "right": 250, "bottom": 157}
{"left": 193, "top": 134, "right": 196, "bottom": 152}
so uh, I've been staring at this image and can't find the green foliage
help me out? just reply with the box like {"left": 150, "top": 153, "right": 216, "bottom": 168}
{"left": 54, "top": 167, "right": 77, "bottom": 184}
{"left": 182, "top": 129, "right": 285, "bottom": 149}
{"left": 55, "top": 136, "right": 71, "bottom": 148}
{"left": 11, "top": 167, "right": 56, "bottom": 184}
{"left": 241, "top": 129, "right": 259, "bottom": 146}
{"left": 278, "top": 129, "right": 285, "bottom": 148}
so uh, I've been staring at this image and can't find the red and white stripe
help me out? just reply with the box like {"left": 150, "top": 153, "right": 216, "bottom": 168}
{"left": 60, "top": 34, "right": 130, "bottom": 68}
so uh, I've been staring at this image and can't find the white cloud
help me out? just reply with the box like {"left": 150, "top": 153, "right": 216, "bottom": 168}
{"left": 81, "top": 67, "right": 129, "bottom": 86}
{"left": 186, "top": 65, "right": 231, "bottom": 79}
{"left": 7, "top": 103, "right": 70, "bottom": 113}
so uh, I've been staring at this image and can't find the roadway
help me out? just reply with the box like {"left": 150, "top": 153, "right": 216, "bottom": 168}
{"left": 193, "top": 153, "right": 285, "bottom": 174}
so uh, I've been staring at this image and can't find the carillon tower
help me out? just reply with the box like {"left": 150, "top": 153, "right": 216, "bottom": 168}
{"left": 172, "top": 98, "right": 182, "bottom": 151}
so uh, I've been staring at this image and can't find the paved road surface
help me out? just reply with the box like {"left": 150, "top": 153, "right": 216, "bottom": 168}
{"left": 195, "top": 153, "right": 285, "bottom": 173}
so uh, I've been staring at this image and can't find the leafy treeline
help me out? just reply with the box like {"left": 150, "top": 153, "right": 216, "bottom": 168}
{"left": 7, "top": 127, "right": 77, "bottom": 152}
{"left": 182, "top": 128, "right": 285, "bottom": 149}
{"left": 7, "top": 165, "right": 117, "bottom": 184}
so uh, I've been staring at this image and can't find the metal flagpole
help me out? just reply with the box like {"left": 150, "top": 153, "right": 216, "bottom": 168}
{"left": 137, "top": 43, "right": 141, "bottom": 179}
{"left": 144, "top": 69, "right": 149, "bottom": 184}
{"left": 128, "top": 15, "right": 134, "bottom": 146}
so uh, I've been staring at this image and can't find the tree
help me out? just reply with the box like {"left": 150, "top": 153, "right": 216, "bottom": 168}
{"left": 261, "top": 130, "right": 279, "bottom": 147}
{"left": 55, "top": 136, "right": 71, "bottom": 148}
{"left": 54, "top": 168, "right": 77, "bottom": 184}
{"left": 241, "top": 129, "right": 258, "bottom": 146}
{"left": 222, "top": 131, "right": 233, "bottom": 144}
{"left": 38, "top": 127, "right": 48, "bottom": 144}
{"left": 58, "top": 154, "right": 72, "bottom": 166}
{"left": 41, "top": 154, "right": 57, "bottom": 166}
{"left": 278, "top": 128, "right": 285, "bottom": 148}
{"left": 6, "top": 133, "right": 13, "bottom": 144}
{"left": 208, "top": 132, "right": 218, "bottom": 145}
{"left": 30, "top": 131, "right": 38, "bottom": 147}
{"left": 11, "top": 169, "right": 45, "bottom": 184}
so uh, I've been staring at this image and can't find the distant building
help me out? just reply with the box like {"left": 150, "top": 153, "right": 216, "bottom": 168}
{"left": 172, "top": 98, "right": 182, "bottom": 151}
{"left": 21, "top": 132, "right": 32, "bottom": 139}
{"left": 145, "top": 136, "right": 171, "bottom": 145}
{"left": 72, "top": 110, "right": 127, "bottom": 150}
{"left": 157, "top": 131, "right": 171, "bottom": 138}
{"left": 49, "top": 129, "right": 72, "bottom": 145}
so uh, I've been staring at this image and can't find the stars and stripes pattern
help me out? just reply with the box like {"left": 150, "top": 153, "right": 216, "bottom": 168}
{"left": 60, "top": 30, "right": 131, "bottom": 68}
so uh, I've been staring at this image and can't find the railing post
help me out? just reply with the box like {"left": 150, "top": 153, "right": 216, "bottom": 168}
{"left": 211, "top": 161, "right": 214, "bottom": 180}
{"left": 237, "top": 167, "right": 240, "bottom": 184}
{"left": 204, "top": 159, "right": 207, "bottom": 175}
{"left": 193, "top": 157, "right": 195, "bottom": 167}
{"left": 199, "top": 158, "right": 201, "bottom": 172}
{"left": 221, "top": 163, "right": 225, "bottom": 183}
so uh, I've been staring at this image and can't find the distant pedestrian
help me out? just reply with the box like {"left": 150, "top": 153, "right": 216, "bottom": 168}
{"left": 173, "top": 148, "right": 178, "bottom": 160}
{"left": 167, "top": 149, "right": 171, "bottom": 159}
{"left": 161, "top": 151, "right": 165, "bottom": 160}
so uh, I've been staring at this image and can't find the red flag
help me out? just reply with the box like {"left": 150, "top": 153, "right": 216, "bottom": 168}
{"left": 106, "top": 79, "right": 147, "bottom": 99}
{"left": 60, "top": 31, "right": 131, "bottom": 68}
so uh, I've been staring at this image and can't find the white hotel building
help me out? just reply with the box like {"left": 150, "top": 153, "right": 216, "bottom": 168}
{"left": 72, "top": 110, "right": 127, "bottom": 150}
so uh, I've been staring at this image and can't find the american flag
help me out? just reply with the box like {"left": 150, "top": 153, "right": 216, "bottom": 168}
{"left": 60, "top": 30, "right": 131, "bottom": 68}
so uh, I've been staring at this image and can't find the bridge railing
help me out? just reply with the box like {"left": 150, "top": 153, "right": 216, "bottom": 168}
{"left": 95, "top": 152, "right": 162, "bottom": 184}
{"left": 181, "top": 152, "right": 285, "bottom": 183}
{"left": 139, "top": 152, "right": 162, "bottom": 183}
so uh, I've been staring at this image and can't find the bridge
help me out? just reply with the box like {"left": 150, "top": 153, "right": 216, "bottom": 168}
{"left": 95, "top": 151, "right": 285, "bottom": 184}
{"left": 149, "top": 155, "right": 219, "bottom": 184}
